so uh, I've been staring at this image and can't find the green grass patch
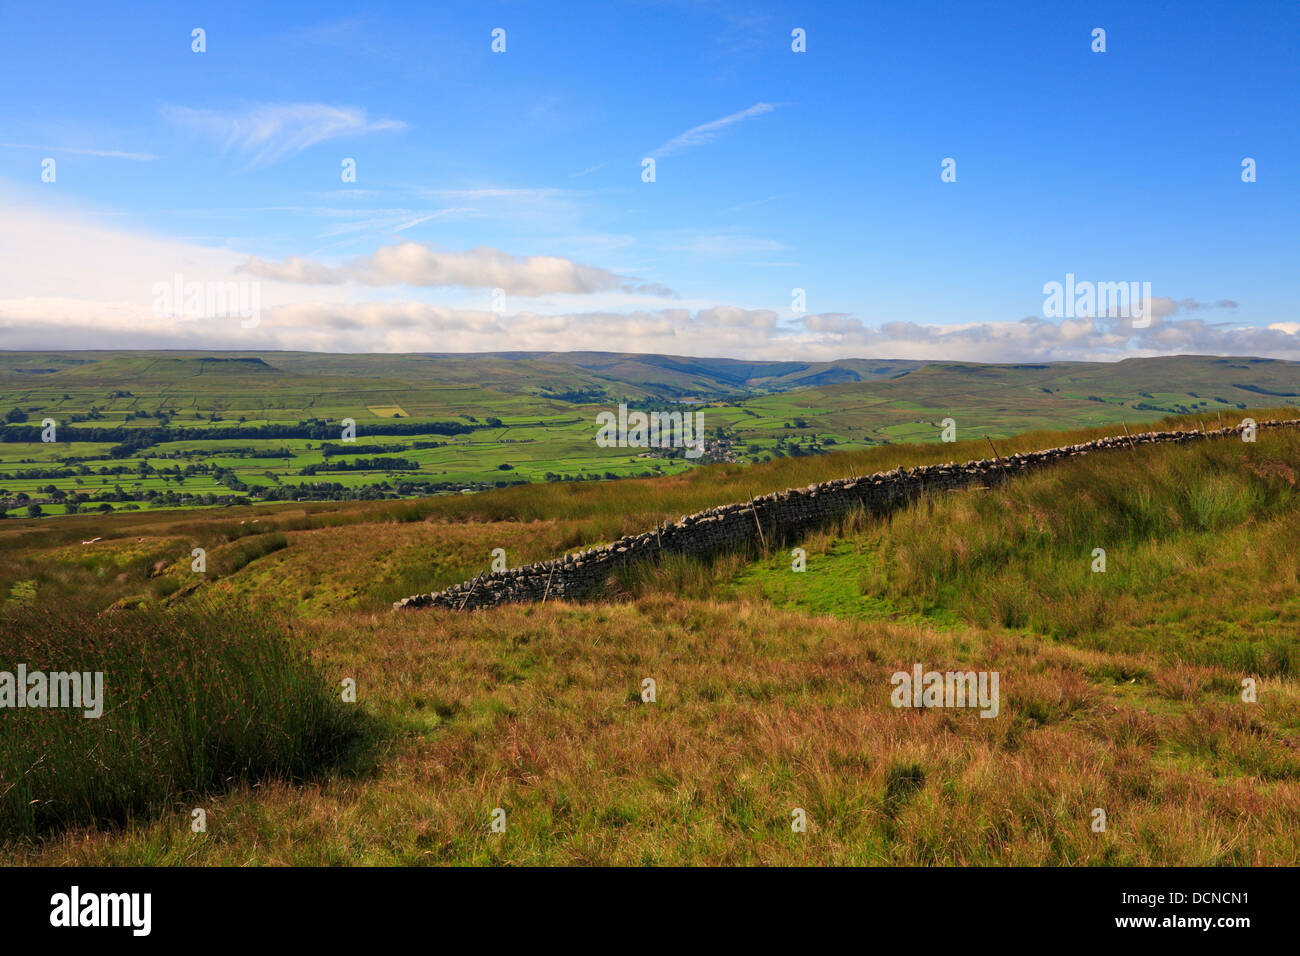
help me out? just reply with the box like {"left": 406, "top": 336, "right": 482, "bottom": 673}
{"left": 0, "top": 602, "right": 373, "bottom": 838}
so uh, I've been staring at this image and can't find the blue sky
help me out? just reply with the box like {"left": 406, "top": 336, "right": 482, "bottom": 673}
{"left": 1, "top": 0, "right": 1297, "bottom": 360}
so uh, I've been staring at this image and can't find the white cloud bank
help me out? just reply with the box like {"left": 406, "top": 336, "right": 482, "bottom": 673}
{"left": 240, "top": 242, "right": 633, "bottom": 295}
{"left": 4, "top": 298, "right": 1299, "bottom": 362}
{"left": 1, "top": 196, "right": 1295, "bottom": 361}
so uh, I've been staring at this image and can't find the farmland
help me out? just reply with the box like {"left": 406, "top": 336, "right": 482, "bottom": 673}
{"left": 2, "top": 350, "right": 1296, "bottom": 519}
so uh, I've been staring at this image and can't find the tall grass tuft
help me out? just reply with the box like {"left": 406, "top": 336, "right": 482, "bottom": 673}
{"left": 206, "top": 531, "right": 288, "bottom": 579}
{"left": 0, "top": 601, "right": 369, "bottom": 838}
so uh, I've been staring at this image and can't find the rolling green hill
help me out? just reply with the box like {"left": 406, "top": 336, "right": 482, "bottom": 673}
{"left": 1, "top": 350, "right": 1296, "bottom": 519}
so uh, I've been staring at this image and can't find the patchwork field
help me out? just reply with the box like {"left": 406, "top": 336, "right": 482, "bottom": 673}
{"left": 2, "top": 351, "right": 1297, "bottom": 520}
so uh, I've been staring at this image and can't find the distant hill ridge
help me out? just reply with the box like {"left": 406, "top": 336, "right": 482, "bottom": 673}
{"left": 5, "top": 350, "right": 1297, "bottom": 403}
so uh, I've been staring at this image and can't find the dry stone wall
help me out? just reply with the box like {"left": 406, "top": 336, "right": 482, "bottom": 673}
{"left": 396, "top": 420, "right": 1297, "bottom": 612}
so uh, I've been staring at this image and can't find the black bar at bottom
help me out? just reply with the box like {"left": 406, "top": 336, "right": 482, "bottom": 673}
{"left": 0, "top": 864, "right": 1276, "bottom": 942}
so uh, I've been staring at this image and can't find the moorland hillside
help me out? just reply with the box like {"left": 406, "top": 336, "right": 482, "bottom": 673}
{"left": 2, "top": 409, "right": 1297, "bottom": 864}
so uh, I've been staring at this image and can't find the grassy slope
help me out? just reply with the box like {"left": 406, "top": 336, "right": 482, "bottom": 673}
{"left": 3, "top": 408, "right": 1294, "bottom": 613}
{"left": 2, "top": 409, "right": 1298, "bottom": 864}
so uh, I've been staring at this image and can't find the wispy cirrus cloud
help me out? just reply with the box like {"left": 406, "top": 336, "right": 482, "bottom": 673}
{"left": 0, "top": 142, "right": 157, "bottom": 161}
{"left": 160, "top": 102, "right": 407, "bottom": 168}
{"left": 724, "top": 193, "right": 791, "bottom": 214}
{"left": 649, "top": 102, "right": 776, "bottom": 158}
{"left": 419, "top": 187, "right": 567, "bottom": 202}
{"left": 396, "top": 184, "right": 596, "bottom": 231}
{"left": 312, "top": 208, "right": 479, "bottom": 239}
{"left": 570, "top": 161, "right": 609, "bottom": 178}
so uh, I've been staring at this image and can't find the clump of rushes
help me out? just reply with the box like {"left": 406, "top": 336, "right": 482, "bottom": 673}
{"left": 0, "top": 601, "right": 370, "bottom": 838}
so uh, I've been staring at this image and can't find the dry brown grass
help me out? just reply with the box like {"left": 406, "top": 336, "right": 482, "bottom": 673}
{"left": 5, "top": 596, "right": 1297, "bottom": 865}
